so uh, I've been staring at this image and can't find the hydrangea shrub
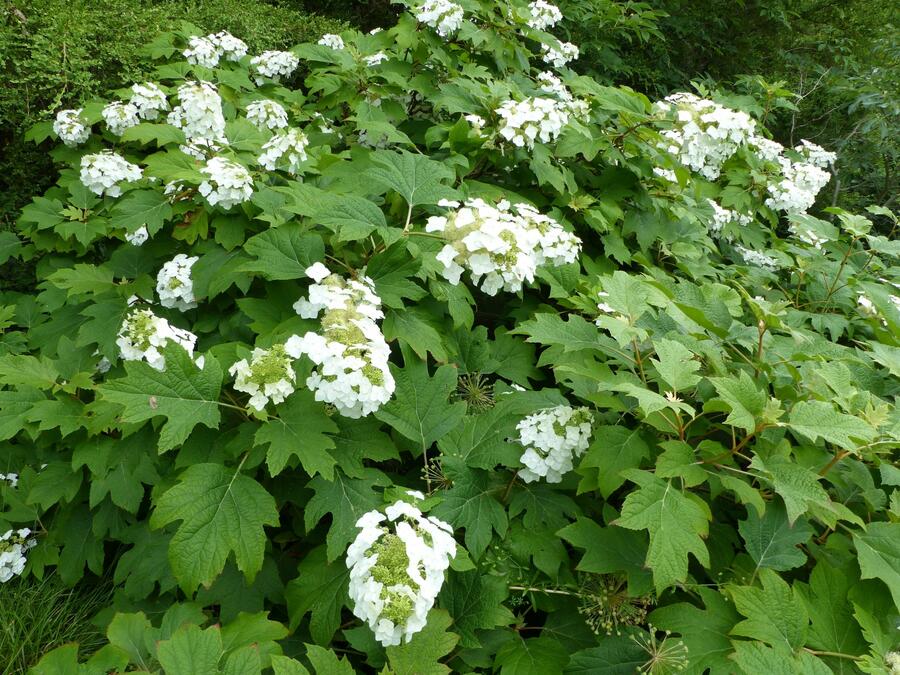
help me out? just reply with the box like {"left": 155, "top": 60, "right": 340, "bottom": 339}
{"left": 3, "top": 0, "right": 900, "bottom": 672}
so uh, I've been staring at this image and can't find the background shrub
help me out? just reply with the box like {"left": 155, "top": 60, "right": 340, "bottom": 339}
{"left": 0, "top": 0, "right": 345, "bottom": 229}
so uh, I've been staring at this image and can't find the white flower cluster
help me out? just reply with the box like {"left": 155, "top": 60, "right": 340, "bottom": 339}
{"left": 0, "top": 528, "right": 36, "bottom": 583}
{"left": 102, "top": 101, "right": 140, "bottom": 136}
{"left": 857, "top": 294, "right": 879, "bottom": 319}
{"left": 346, "top": 500, "right": 457, "bottom": 646}
{"left": 168, "top": 81, "right": 226, "bottom": 142}
{"left": 764, "top": 146, "right": 833, "bottom": 214}
{"left": 53, "top": 109, "right": 91, "bottom": 147}
{"left": 125, "top": 226, "right": 149, "bottom": 246}
{"left": 536, "top": 72, "right": 590, "bottom": 121}
{"left": 655, "top": 93, "right": 757, "bottom": 180}
{"left": 886, "top": 651, "right": 900, "bottom": 674}
{"left": 251, "top": 51, "right": 300, "bottom": 83}
{"left": 0, "top": 473, "right": 17, "bottom": 488}
{"left": 426, "top": 198, "right": 581, "bottom": 295}
{"left": 258, "top": 128, "right": 309, "bottom": 173}
{"left": 365, "top": 52, "right": 389, "bottom": 67}
{"left": 130, "top": 82, "right": 170, "bottom": 120}
{"left": 183, "top": 31, "right": 248, "bottom": 67}
{"left": 735, "top": 245, "right": 779, "bottom": 271}
{"left": 653, "top": 167, "right": 678, "bottom": 183}
{"left": 415, "top": 0, "right": 465, "bottom": 37}
{"left": 199, "top": 157, "right": 254, "bottom": 209}
{"left": 229, "top": 344, "right": 296, "bottom": 411}
{"left": 541, "top": 41, "right": 579, "bottom": 68}
{"left": 516, "top": 406, "right": 593, "bottom": 483}
{"left": 246, "top": 99, "right": 288, "bottom": 130}
{"left": 156, "top": 254, "right": 199, "bottom": 311}
{"left": 496, "top": 97, "right": 573, "bottom": 148}
{"left": 318, "top": 33, "right": 345, "bottom": 50}
{"left": 285, "top": 265, "right": 395, "bottom": 418}
{"left": 527, "top": 0, "right": 562, "bottom": 29}
{"left": 80, "top": 152, "right": 142, "bottom": 197}
{"left": 117, "top": 307, "right": 199, "bottom": 371}
{"left": 707, "top": 199, "right": 752, "bottom": 238}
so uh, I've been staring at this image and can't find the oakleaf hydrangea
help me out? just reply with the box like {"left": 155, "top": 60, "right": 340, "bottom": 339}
{"left": 516, "top": 406, "right": 593, "bottom": 483}
{"left": 258, "top": 128, "right": 309, "bottom": 173}
{"left": 229, "top": 344, "right": 296, "bottom": 411}
{"left": 184, "top": 36, "right": 221, "bottom": 68}
{"left": 541, "top": 41, "right": 579, "bottom": 68}
{"left": 655, "top": 92, "right": 757, "bottom": 180}
{"left": 116, "top": 307, "right": 199, "bottom": 371}
{"left": 246, "top": 99, "right": 289, "bottom": 130}
{"left": 496, "top": 97, "right": 573, "bottom": 148}
{"left": 415, "top": 0, "right": 464, "bottom": 37}
{"left": 80, "top": 151, "right": 142, "bottom": 197}
{"left": 318, "top": 34, "right": 345, "bottom": 50}
{"left": 346, "top": 499, "right": 457, "bottom": 646}
{"left": 130, "top": 82, "right": 170, "bottom": 120}
{"left": 169, "top": 81, "right": 226, "bottom": 142}
{"left": 199, "top": 157, "right": 254, "bottom": 209}
{"left": 251, "top": 51, "right": 300, "bottom": 83}
{"left": 52, "top": 109, "right": 91, "bottom": 147}
{"left": 156, "top": 254, "right": 199, "bottom": 311}
{"left": 0, "top": 528, "right": 36, "bottom": 583}
{"left": 102, "top": 101, "right": 140, "bottom": 136}
{"left": 426, "top": 198, "right": 581, "bottom": 295}
{"left": 527, "top": 0, "right": 562, "bottom": 29}
{"left": 285, "top": 265, "right": 395, "bottom": 418}
{"left": 125, "top": 226, "right": 150, "bottom": 246}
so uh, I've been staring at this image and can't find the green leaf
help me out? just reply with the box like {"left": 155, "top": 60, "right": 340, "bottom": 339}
{"left": 254, "top": 391, "right": 338, "bottom": 478}
{"left": 383, "top": 308, "right": 448, "bottom": 361}
{"left": 19, "top": 196, "right": 64, "bottom": 231}
{"left": 242, "top": 226, "right": 325, "bottom": 280}
{"left": 375, "top": 362, "right": 466, "bottom": 455}
{"left": 853, "top": 522, "right": 900, "bottom": 611}
{"left": 0, "top": 354, "right": 59, "bottom": 389}
{"left": 707, "top": 371, "right": 767, "bottom": 432}
{"left": 156, "top": 624, "right": 223, "bottom": 675}
{"left": 366, "top": 150, "right": 457, "bottom": 207}
{"left": 109, "top": 189, "right": 173, "bottom": 235}
{"left": 105, "top": 612, "right": 157, "bottom": 669}
{"left": 801, "top": 563, "right": 866, "bottom": 656}
{"left": 729, "top": 569, "right": 808, "bottom": 651}
{"left": 99, "top": 347, "right": 223, "bottom": 453}
{"left": 0, "top": 388, "right": 44, "bottom": 440}
{"left": 47, "top": 264, "right": 116, "bottom": 297}
{"left": 557, "top": 517, "right": 652, "bottom": 593}
{"left": 788, "top": 400, "right": 877, "bottom": 448}
{"left": 650, "top": 587, "right": 740, "bottom": 675}
{"left": 650, "top": 339, "right": 701, "bottom": 392}
{"left": 439, "top": 571, "right": 515, "bottom": 648}
{"left": 577, "top": 425, "right": 650, "bottom": 497}
{"left": 614, "top": 471, "right": 711, "bottom": 593}
{"left": 564, "top": 636, "right": 647, "bottom": 674}
{"left": 285, "top": 546, "right": 350, "bottom": 645}
{"left": 149, "top": 462, "right": 279, "bottom": 594}
{"left": 305, "top": 469, "right": 390, "bottom": 562}
{"left": 305, "top": 644, "right": 355, "bottom": 674}
{"left": 0, "top": 231, "right": 24, "bottom": 265}
{"left": 317, "top": 194, "right": 387, "bottom": 242}
{"left": 514, "top": 313, "right": 603, "bottom": 352}
{"left": 738, "top": 501, "right": 811, "bottom": 572}
{"left": 366, "top": 242, "right": 427, "bottom": 309}
{"left": 750, "top": 456, "right": 831, "bottom": 524}
{"left": 495, "top": 636, "right": 568, "bottom": 675}
{"left": 271, "top": 655, "right": 310, "bottom": 675}
{"left": 431, "top": 468, "right": 507, "bottom": 558}
{"left": 121, "top": 122, "right": 186, "bottom": 146}
{"left": 386, "top": 610, "right": 459, "bottom": 675}
{"left": 729, "top": 641, "right": 830, "bottom": 675}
